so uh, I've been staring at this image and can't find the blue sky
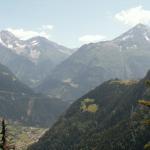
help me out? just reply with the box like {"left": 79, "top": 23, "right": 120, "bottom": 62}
{"left": 0, "top": 0, "right": 150, "bottom": 48}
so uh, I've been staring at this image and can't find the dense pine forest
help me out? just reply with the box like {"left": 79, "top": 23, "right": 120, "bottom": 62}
{"left": 28, "top": 71, "right": 150, "bottom": 150}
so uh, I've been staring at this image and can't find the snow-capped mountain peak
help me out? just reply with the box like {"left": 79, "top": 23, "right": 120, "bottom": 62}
{"left": 114, "top": 23, "right": 150, "bottom": 42}
{"left": 27, "top": 36, "right": 74, "bottom": 55}
{"left": 0, "top": 30, "right": 73, "bottom": 64}
{"left": 0, "top": 30, "right": 18, "bottom": 41}
{"left": 0, "top": 30, "right": 26, "bottom": 53}
{"left": 113, "top": 24, "right": 150, "bottom": 51}
{"left": 0, "top": 30, "right": 19, "bottom": 45}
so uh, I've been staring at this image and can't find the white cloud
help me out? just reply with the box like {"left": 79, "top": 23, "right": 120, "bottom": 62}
{"left": 115, "top": 6, "right": 150, "bottom": 26}
{"left": 41, "top": 25, "right": 54, "bottom": 30}
{"left": 6, "top": 24, "right": 54, "bottom": 40}
{"left": 79, "top": 35, "right": 106, "bottom": 44}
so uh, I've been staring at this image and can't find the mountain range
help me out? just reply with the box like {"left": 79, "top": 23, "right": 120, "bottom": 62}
{"left": 37, "top": 24, "right": 150, "bottom": 102}
{"left": 29, "top": 70, "right": 150, "bottom": 150}
{"left": 0, "top": 30, "right": 74, "bottom": 87}
{"left": 0, "top": 23, "right": 150, "bottom": 149}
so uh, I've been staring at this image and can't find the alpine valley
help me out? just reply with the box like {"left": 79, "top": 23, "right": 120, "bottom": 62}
{"left": 0, "top": 23, "right": 150, "bottom": 150}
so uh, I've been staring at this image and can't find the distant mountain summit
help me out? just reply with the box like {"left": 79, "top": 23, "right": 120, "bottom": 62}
{"left": 0, "top": 30, "right": 28, "bottom": 55}
{"left": 37, "top": 23, "right": 150, "bottom": 101}
{"left": 0, "top": 30, "right": 73, "bottom": 60}
{"left": 115, "top": 24, "right": 150, "bottom": 40}
{"left": 27, "top": 36, "right": 74, "bottom": 55}
{"left": 114, "top": 23, "right": 150, "bottom": 49}
{"left": 0, "top": 30, "right": 73, "bottom": 87}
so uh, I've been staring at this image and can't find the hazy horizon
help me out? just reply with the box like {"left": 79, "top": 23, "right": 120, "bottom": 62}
{"left": 0, "top": 0, "right": 149, "bottom": 48}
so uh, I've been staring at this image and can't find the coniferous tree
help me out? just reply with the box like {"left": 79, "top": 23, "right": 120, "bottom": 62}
{"left": 0, "top": 119, "right": 15, "bottom": 150}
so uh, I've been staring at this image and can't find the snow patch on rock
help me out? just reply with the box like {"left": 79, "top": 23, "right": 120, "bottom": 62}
{"left": 31, "top": 40, "right": 39, "bottom": 46}
{"left": 144, "top": 32, "right": 150, "bottom": 41}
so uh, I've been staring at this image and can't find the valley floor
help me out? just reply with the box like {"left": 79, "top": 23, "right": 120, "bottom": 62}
{"left": 0, "top": 121, "right": 47, "bottom": 150}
